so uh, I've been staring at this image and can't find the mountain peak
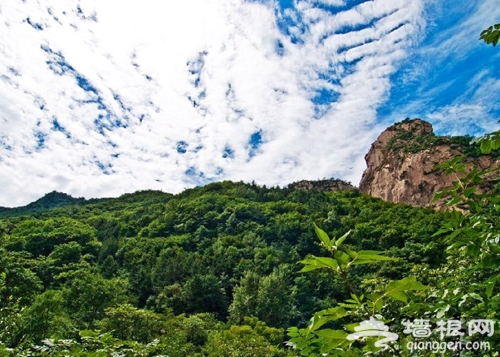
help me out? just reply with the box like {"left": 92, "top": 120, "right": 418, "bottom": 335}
{"left": 359, "top": 118, "right": 499, "bottom": 207}
{"left": 390, "top": 118, "right": 434, "bottom": 135}
{"left": 28, "top": 191, "right": 82, "bottom": 209}
{"left": 0, "top": 191, "right": 85, "bottom": 218}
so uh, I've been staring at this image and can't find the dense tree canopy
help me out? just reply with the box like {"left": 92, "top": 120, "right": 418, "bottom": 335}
{"left": 0, "top": 179, "right": 450, "bottom": 355}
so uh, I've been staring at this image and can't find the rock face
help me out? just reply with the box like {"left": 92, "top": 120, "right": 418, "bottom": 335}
{"left": 288, "top": 178, "right": 355, "bottom": 192}
{"left": 359, "top": 119, "right": 499, "bottom": 207}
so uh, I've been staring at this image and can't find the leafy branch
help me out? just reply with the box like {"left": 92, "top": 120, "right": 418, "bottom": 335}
{"left": 288, "top": 225, "right": 429, "bottom": 356}
{"left": 480, "top": 23, "right": 500, "bottom": 47}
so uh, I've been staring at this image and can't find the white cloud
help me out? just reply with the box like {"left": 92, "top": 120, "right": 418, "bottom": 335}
{"left": 426, "top": 104, "right": 498, "bottom": 136}
{"left": 373, "top": 0, "right": 500, "bottom": 140}
{"left": 0, "top": 0, "right": 425, "bottom": 206}
{"left": 314, "top": 0, "right": 345, "bottom": 6}
{"left": 398, "top": 0, "right": 500, "bottom": 86}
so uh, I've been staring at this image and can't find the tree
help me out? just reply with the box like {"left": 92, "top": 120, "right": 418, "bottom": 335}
{"left": 0, "top": 250, "right": 42, "bottom": 307}
{"left": 0, "top": 272, "right": 24, "bottom": 348}
{"left": 9, "top": 218, "right": 99, "bottom": 257}
{"left": 480, "top": 23, "right": 500, "bottom": 47}
{"left": 60, "top": 268, "right": 129, "bottom": 329}
{"left": 48, "top": 241, "right": 83, "bottom": 266}
{"left": 229, "top": 267, "right": 295, "bottom": 327}
{"left": 204, "top": 324, "right": 293, "bottom": 357}
{"left": 182, "top": 274, "right": 227, "bottom": 318}
{"left": 22, "top": 290, "right": 73, "bottom": 342}
{"left": 229, "top": 271, "right": 260, "bottom": 324}
{"left": 99, "top": 304, "right": 165, "bottom": 343}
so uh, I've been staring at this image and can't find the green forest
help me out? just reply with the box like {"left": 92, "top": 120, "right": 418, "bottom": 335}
{"left": 0, "top": 178, "right": 447, "bottom": 355}
{"left": 0, "top": 23, "right": 499, "bottom": 357}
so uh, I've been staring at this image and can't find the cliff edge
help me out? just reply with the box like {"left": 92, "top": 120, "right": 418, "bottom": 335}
{"left": 359, "top": 118, "right": 499, "bottom": 207}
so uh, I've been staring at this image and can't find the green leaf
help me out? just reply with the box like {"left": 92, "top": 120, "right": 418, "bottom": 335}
{"left": 432, "top": 189, "right": 450, "bottom": 201}
{"left": 299, "top": 256, "right": 339, "bottom": 272}
{"left": 493, "top": 133, "right": 500, "bottom": 149}
{"left": 334, "top": 250, "right": 350, "bottom": 266}
{"left": 384, "top": 277, "right": 429, "bottom": 300}
{"left": 447, "top": 196, "right": 463, "bottom": 206}
{"left": 315, "top": 329, "right": 348, "bottom": 340}
{"left": 480, "top": 139, "right": 492, "bottom": 154}
{"left": 307, "top": 307, "right": 347, "bottom": 332}
{"left": 346, "top": 249, "right": 358, "bottom": 259}
{"left": 350, "top": 259, "right": 379, "bottom": 266}
{"left": 356, "top": 250, "right": 395, "bottom": 262}
{"left": 436, "top": 304, "right": 450, "bottom": 319}
{"left": 316, "top": 330, "right": 348, "bottom": 352}
{"left": 314, "top": 223, "right": 332, "bottom": 250}
{"left": 335, "top": 230, "right": 351, "bottom": 248}
{"left": 350, "top": 256, "right": 395, "bottom": 266}
{"left": 367, "top": 293, "right": 382, "bottom": 302}
{"left": 79, "top": 330, "right": 98, "bottom": 338}
{"left": 432, "top": 228, "right": 451, "bottom": 237}
{"left": 373, "top": 298, "right": 384, "bottom": 312}
{"left": 368, "top": 293, "right": 384, "bottom": 312}
{"left": 299, "top": 264, "right": 325, "bottom": 273}
{"left": 320, "top": 339, "right": 346, "bottom": 353}
{"left": 314, "top": 257, "right": 339, "bottom": 270}
{"left": 482, "top": 255, "right": 498, "bottom": 269}
{"left": 386, "top": 290, "right": 407, "bottom": 302}
{"left": 444, "top": 229, "right": 463, "bottom": 242}
{"left": 463, "top": 186, "right": 476, "bottom": 198}
{"left": 318, "top": 306, "right": 348, "bottom": 319}
{"left": 486, "top": 281, "right": 495, "bottom": 298}
{"left": 466, "top": 243, "right": 481, "bottom": 258}
{"left": 287, "top": 326, "right": 298, "bottom": 334}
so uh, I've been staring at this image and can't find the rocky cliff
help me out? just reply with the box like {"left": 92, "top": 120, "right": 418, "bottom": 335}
{"left": 359, "top": 119, "right": 499, "bottom": 207}
{"left": 288, "top": 178, "right": 355, "bottom": 192}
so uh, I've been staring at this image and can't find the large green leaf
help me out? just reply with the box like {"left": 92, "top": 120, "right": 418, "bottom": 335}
{"left": 299, "top": 256, "right": 339, "bottom": 272}
{"left": 349, "top": 251, "right": 395, "bottom": 266}
{"left": 316, "top": 329, "right": 349, "bottom": 352}
{"left": 334, "top": 250, "right": 350, "bottom": 266}
{"left": 384, "top": 276, "right": 429, "bottom": 302}
{"left": 335, "top": 230, "right": 351, "bottom": 248}
{"left": 314, "top": 223, "right": 332, "bottom": 250}
{"left": 315, "top": 329, "right": 348, "bottom": 339}
{"left": 357, "top": 251, "right": 395, "bottom": 261}
{"left": 307, "top": 307, "right": 347, "bottom": 332}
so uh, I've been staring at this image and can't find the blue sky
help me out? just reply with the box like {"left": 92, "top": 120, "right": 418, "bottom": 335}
{"left": 0, "top": 0, "right": 499, "bottom": 207}
{"left": 377, "top": 1, "right": 500, "bottom": 136}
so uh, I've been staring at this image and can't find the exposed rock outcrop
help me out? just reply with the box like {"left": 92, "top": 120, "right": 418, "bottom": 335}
{"left": 288, "top": 178, "right": 355, "bottom": 192}
{"left": 359, "top": 119, "right": 499, "bottom": 207}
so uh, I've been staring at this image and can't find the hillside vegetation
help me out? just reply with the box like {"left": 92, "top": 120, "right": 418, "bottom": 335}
{"left": 0, "top": 181, "right": 450, "bottom": 356}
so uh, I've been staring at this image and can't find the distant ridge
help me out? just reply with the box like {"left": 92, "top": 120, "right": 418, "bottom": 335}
{"left": 0, "top": 191, "right": 86, "bottom": 218}
{"left": 0, "top": 180, "right": 357, "bottom": 219}
{"left": 0, "top": 190, "right": 173, "bottom": 219}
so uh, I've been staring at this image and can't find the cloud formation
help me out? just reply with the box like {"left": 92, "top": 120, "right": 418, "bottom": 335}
{"left": 377, "top": 0, "right": 500, "bottom": 133}
{"left": 1, "top": 0, "right": 494, "bottom": 207}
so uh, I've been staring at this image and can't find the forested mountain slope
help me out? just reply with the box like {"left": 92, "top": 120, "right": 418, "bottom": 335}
{"left": 0, "top": 181, "right": 447, "bottom": 355}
